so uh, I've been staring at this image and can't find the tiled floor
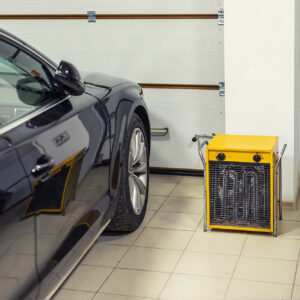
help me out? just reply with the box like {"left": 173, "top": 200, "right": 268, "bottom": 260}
{"left": 54, "top": 174, "right": 300, "bottom": 300}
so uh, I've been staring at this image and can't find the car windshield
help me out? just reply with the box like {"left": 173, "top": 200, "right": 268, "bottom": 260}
{"left": 0, "top": 39, "right": 55, "bottom": 129}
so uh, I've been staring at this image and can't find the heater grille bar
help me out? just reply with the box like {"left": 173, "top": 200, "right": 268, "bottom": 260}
{"left": 208, "top": 161, "right": 271, "bottom": 229}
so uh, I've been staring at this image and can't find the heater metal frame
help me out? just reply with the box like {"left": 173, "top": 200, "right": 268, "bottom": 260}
{"left": 193, "top": 134, "right": 286, "bottom": 236}
{"left": 273, "top": 144, "right": 287, "bottom": 236}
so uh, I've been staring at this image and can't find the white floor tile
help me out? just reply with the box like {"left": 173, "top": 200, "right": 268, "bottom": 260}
{"left": 118, "top": 246, "right": 181, "bottom": 272}
{"left": 226, "top": 279, "right": 292, "bottom": 300}
{"left": 147, "top": 211, "right": 201, "bottom": 231}
{"left": 283, "top": 207, "right": 300, "bottom": 222}
{"left": 180, "top": 176, "right": 204, "bottom": 185}
{"left": 294, "top": 262, "right": 300, "bottom": 285}
{"left": 94, "top": 293, "right": 151, "bottom": 300}
{"left": 53, "top": 289, "right": 94, "bottom": 300}
{"left": 187, "top": 231, "right": 246, "bottom": 255}
{"left": 150, "top": 174, "right": 182, "bottom": 184}
{"left": 242, "top": 235, "right": 300, "bottom": 260}
{"left": 142, "top": 210, "right": 155, "bottom": 226}
{"left": 82, "top": 244, "right": 128, "bottom": 267}
{"left": 149, "top": 182, "right": 176, "bottom": 196}
{"left": 160, "top": 197, "right": 202, "bottom": 214}
{"left": 278, "top": 220, "right": 300, "bottom": 239}
{"left": 233, "top": 256, "right": 297, "bottom": 284}
{"left": 170, "top": 183, "right": 203, "bottom": 198}
{"left": 63, "top": 265, "right": 112, "bottom": 292}
{"left": 0, "top": 276, "right": 19, "bottom": 300}
{"left": 175, "top": 251, "right": 238, "bottom": 278}
{"left": 292, "top": 285, "right": 300, "bottom": 300}
{"left": 147, "top": 195, "right": 167, "bottom": 211}
{"left": 160, "top": 273, "right": 229, "bottom": 300}
{"left": 97, "top": 227, "right": 144, "bottom": 247}
{"left": 134, "top": 227, "right": 193, "bottom": 250}
{"left": 100, "top": 269, "right": 169, "bottom": 298}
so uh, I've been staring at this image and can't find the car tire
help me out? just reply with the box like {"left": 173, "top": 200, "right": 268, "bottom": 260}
{"left": 108, "top": 113, "right": 149, "bottom": 232}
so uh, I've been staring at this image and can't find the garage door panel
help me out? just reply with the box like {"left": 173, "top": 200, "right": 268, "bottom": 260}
{"left": 0, "top": 19, "right": 221, "bottom": 38}
{"left": 146, "top": 90, "right": 224, "bottom": 123}
{"left": 0, "top": 8, "right": 224, "bottom": 170}
{"left": 149, "top": 104, "right": 222, "bottom": 123}
{"left": 0, "top": 0, "right": 221, "bottom": 14}
{"left": 146, "top": 89, "right": 224, "bottom": 169}
{"left": 0, "top": 20, "right": 223, "bottom": 84}
{"left": 150, "top": 120, "right": 225, "bottom": 140}
{"left": 150, "top": 138, "right": 204, "bottom": 169}
{"left": 143, "top": 89, "right": 222, "bottom": 105}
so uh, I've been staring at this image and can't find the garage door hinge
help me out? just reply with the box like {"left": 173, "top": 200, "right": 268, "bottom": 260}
{"left": 87, "top": 11, "right": 96, "bottom": 23}
{"left": 218, "top": 8, "right": 224, "bottom": 25}
{"left": 219, "top": 82, "right": 225, "bottom": 96}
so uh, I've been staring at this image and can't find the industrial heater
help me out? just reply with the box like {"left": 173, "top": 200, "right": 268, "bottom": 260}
{"left": 193, "top": 134, "right": 286, "bottom": 236}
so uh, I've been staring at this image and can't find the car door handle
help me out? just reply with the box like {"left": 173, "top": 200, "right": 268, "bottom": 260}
{"left": 31, "top": 155, "right": 55, "bottom": 179}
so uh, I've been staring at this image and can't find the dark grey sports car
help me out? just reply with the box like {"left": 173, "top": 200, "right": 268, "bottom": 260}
{"left": 0, "top": 29, "right": 150, "bottom": 300}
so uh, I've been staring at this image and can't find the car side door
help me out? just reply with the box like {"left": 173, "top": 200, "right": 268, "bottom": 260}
{"left": 16, "top": 91, "right": 110, "bottom": 288}
{"left": 0, "top": 137, "right": 39, "bottom": 300}
{"left": 0, "top": 36, "right": 111, "bottom": 298}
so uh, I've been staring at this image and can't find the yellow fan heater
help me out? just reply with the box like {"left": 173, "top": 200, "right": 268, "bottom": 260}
{"left": 193, "top": 134, "right": 286, "bottom": 236}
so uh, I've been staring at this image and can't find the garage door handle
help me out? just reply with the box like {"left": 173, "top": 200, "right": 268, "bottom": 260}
{"left": 151, "top": 128, "right": 168, "bottom": 136}
{"left": 31, "top": 155, "right": 55, "bottom": 178}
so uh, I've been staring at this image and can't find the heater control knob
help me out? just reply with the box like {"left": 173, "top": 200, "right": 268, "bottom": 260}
{"left": 217, "top": 153, "right": 226, "bottom": 161}
{"left": 253, "top": 154, "right": 261, "bottom": 162}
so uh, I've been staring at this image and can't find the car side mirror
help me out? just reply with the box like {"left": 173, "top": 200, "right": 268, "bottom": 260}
{"left": 54, "top": 60, "right": 85, "bottom": 96}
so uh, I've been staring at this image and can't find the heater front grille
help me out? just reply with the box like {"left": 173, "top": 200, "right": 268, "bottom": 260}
{"left": 208, "top": 161, "right": 271, "bottom": 229}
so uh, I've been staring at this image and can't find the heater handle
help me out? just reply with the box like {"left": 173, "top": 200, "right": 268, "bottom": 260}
{"left": 273, "top": 143, "right": 287, "bottom": 237}
{"left": 192, "top": 134, "right": 214, "bottom": 170}
{"left": 275, "top": 144, "right": 287, "bottom": 171}
{"left": 192, "top": 134, "right": 214, "bottom": 233}
{"left": 198, "top": 140, "right": 208, "bottom": 168}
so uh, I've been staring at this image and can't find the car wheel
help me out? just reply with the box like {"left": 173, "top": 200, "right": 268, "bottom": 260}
{"left": 108, "top": 113, "right": 149, "bottom": 231}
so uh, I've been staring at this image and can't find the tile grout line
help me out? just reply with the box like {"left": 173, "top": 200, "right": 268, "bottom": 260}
{"left": 223, "top": 233, "right": 248, "bottom": 300}
{"left": 61, "top": 272, "right": 295, "bottom": 295}
{"left": 152, "top": 176, "right": 197, "bottom": 299}
{"left": 136, "top": 225, "right": 200, "bottom": 232}
{"left": 92, "top": 291, "right": 158, "bottom": 299}
{"left": 129, "top": 177, "right": 183, "bottom": 300}
{"left": 156, "top": 177, "right": 203, "bottom": 299}
{"left": 291, "top": 248, "right": 300, "bottom": 300}
{"left": 156, "top": 233, "right": 196, "bottom": 299}
{"left": 91, "top": 228, "right": 146, "bottom": 299}
{"left": 91, "top": 176, "right": 182, "bottom": 299}
{"left": 146, "top": 177, "right": 184, "bottom": 227}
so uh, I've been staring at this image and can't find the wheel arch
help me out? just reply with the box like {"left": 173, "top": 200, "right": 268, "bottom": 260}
{"left": 134, "top": 105, "right": 151, "bottom": 152}
{"left": 107, "top": 96, "right": 150, "bottom": 205}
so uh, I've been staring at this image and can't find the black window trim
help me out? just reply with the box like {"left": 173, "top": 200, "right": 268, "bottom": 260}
{"left": 0, "top": 94, "right": 71, "bottom": 136}
{"left": 0, "top": 32, "right": 57, "bottom": 71}
{"left": 0, "top": 34, "right": 69, "bottom": 137}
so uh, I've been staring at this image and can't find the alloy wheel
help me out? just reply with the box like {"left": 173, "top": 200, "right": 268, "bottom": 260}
{"left": 128, "top": 127, "right": 148, "bottom": 215}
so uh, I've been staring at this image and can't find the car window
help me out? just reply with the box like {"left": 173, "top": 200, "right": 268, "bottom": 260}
{"left": 0, "top": 39, "right": 56, "bottom": 129}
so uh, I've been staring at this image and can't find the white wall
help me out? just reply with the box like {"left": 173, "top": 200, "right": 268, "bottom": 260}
{"left": 225, "top": 0, "right": 297, "bottom": 202}
{"left": 296, "top": 0, "right": 300, "bottom": 186}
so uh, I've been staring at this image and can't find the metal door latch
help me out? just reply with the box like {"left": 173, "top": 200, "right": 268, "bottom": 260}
{"left": 218, "top": 8, "right": 224, "bottom": 25}
{"left": 87, "top": 11, "right": 96, "bottom": 23}
{"left": 219, "top": 82, "right": 225, "bottom": 96}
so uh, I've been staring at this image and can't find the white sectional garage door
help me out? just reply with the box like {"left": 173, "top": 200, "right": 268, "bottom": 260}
{"left": 0, "top": 0, "right": 224, "bottom": 171}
